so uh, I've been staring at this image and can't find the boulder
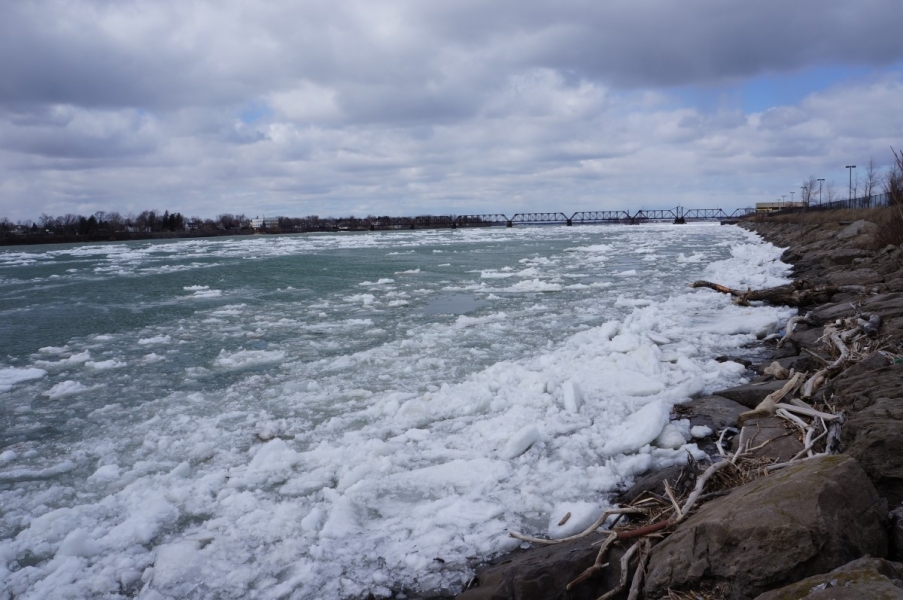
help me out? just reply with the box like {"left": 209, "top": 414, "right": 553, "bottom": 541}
{"left": 830, "top": 268, "right": 884, "bottom": 287}
{"left": 713, "top": 380, "right": 788, "bottom": 409}
{"left": 678, "top": 395, "right": 748, "bottom": 432}
{"left": 456, "top": 532, "right": 626, "bottom": 600}
{"left": 836, "top": 219, "right": 878, "bottom": 240}
{"left": 753, "top": 557, "right": 903, "bottom": 600}
{"left": 842, "top": 396, "right": 903, "bottom": 505}
{"left": 823, "top": 248, "right": 871, "bottom": 266}
{"left": 644, "top": 455, "right": 888, "bottom": 599}
{"left": 786, "top": 326, "right": 824, "bottom": 351}
{"left": 730, "top": 417, "right": 804, "bottom": 462}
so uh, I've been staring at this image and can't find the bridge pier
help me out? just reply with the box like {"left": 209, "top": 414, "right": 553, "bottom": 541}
{"left": 506, "top": 221, "right": 513, "bottom": 228}
{"left": 566, "top": 219, "right": 572, "bottom": 226}
{"left": 673, "top": 217, "right": 686, "bottom": 224}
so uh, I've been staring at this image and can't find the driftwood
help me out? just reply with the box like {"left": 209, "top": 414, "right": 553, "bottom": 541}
{"left": 691, "top": 279, "right": 839, "bottom": 307}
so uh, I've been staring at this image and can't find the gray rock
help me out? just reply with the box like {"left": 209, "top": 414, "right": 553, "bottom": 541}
{"left": 813, "top": 301, "right": 860, "bottom": 321}
{"left": 830, "top": 268, "right": 884, "bottom": 287}
{"left": 863, "top": 293, "right": 903, "bottom": 320}
{"left": 837, "top": 219, "right": 878, "bottom": 240}
{"left": 753, "top": 557, "right": 903, "bottom": 599}
{"left": 713, "top": 380, "right": 787, "bottom": 408}
{"left": 644, "top": 455, "right": 888, "bottom": 599}
{"left": 787, "top": 326, "right": 824, "bottom": 351}
{"left": 824, "top": 248, "right": 871, "bottom": 266}
{"left": 456, "top": 532, "right": 626, "bottom": 600}
{"left": 842, "top": 396, "right": 903, "bottom": 505}
{"left": 730, "top": 417, "right": 804, "bottom": 462}
{"left": 679, "top": 395, "right": 748, "bottom": 431}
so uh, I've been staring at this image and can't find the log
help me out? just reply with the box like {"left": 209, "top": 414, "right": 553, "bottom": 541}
{"left": 691, "top": 279, "right": 838, "bottom": 307}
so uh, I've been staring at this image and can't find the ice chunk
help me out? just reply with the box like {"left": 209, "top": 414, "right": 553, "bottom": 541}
{"left": 690, "top": 425, "right": 713, "bottom": 439}
{"left": 0, "top": 367, "right": 47, "bottom": 392}
{"left": 548, "top": 502, "right": 602, "bottom": 539}
{"left": 87, "top": 464, "right": 120, "bottom": 483}
{"left": 213, "top": 349, "right": 286, "bottom": 369}
{"left": 601, "top": 400, "right": 670, "bottom": 456}
{"left": 57, "top": 528, "right": 100, "bottom": 558}
{"left": 501, "top": 424, "right": 541, "bottom": 459}
{"left": 654, "top": 423, "right": 688, "bottom": 449}
{"left": 43, "top": 380, "right": 101, "bottom": 399}
{"left": 561, "top": 380, "right": 583, "bottom": 413}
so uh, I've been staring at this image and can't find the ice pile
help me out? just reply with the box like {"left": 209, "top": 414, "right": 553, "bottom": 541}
{"left": 0, "top": 224, "right": 794, "bottom": 599}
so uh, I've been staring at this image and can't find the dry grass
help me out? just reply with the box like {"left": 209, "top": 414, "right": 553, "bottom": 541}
{"left": 875, "top": 205, "right": 903, "bottom": 247}
{"left": 666, "top": 581, "right": 732, "bottom": 599}
{"left": 745, "top": 205, "right": 903, "bottom": 247}
{"left": 746, "top": 207, "right": 884, "bottom": 225}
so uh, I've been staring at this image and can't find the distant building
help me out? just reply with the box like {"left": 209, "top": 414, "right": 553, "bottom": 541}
{"left": 250, "top": 216, "right": 280, "bottom": 230}
{"left": 755, "top": 202, "right": 806, "bottom": 214}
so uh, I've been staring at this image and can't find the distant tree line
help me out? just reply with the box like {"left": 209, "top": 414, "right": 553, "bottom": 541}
{"left": 1, "top": 210, "right": 250, "bottom": 237}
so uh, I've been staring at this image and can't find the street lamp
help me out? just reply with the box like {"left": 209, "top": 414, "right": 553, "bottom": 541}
{"left": 846, "top": 165, "right": 856, "bottom": 204}
{"left": 790, "top": 191, "right": 795, "bottom": 204}
{"left": 801, "top": 186, "right": 807, "bottom": 206}
{"left": 817, "top": 178, "right": 824, "bottom": 206}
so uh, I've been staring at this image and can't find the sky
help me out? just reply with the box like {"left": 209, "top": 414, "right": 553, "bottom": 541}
{"left": 2, "top": 0, "right": 903, "bottom": 222}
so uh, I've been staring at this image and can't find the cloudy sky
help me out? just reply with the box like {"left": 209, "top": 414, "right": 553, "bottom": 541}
{"left": 2, "top": 0, "right": 903, "bottom": 222}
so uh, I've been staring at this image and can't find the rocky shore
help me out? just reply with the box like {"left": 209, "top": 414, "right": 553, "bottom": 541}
{"left": 455, "top": 218, "right": 903, "bottom": 599}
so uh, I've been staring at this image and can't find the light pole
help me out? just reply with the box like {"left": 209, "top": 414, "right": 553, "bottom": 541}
{"left": 801, "top": 186, "right": 807, "bottom": 206}
{"left": 817, "top": 178, "right": 824, "bottom": 206}
{"left": 782, "top": 195, "right": 786, "bottom": 208}
{"left": 790, "top": 191, "right": 795, "bottom": 204}
{"left": 846, "top": 165, "right": 856, "bottom": 204}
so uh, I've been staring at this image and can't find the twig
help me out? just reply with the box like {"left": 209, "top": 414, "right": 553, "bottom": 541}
{"left": 567, "top": 532, "right": 617, "bottom": 591}
{"left": 508, "top": 507, "right": 646, "bottom": 545}
{"left": 765, "top": 452, "right": 829, "bottom": 472}
{"left": 626, "top": 539, "right": 651, "bottom": 600}
{"left": 597, "top": 541, "right": 642, "bottom": 600}
{"left": 790, "top": 430, "right": 827, "bottom": 461}
{"left": 717, "top": 427, "right": 737, "bottom": 458}
{"left": 663, "top": 480, "right": 682, "bottom": 515}
{"left": 775, "top": 408, "right": 809, "bottom": 432}
{"left": 677, "top": 459, "right": 734, "bottom": 522}
{"left": 773, "top": 402, "right": 840, "bottom": 421}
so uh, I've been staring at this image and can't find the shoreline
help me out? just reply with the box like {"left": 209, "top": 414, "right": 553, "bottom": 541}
{"left": 456, "top": 217, "right": 903, "bottom": 599}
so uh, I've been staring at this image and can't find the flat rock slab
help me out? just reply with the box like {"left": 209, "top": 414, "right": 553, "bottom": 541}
{"left": 678, "top": 395, "right": 748, "bottom": 432}
{"left": 456, "top": 532, "right": 625, "bottom": 600}
{"left": 713, "top": 380, "right": 787, "bottom": 408}
{"left": 830, "top": 268, "right": 884, "bottom": 287}
{"left": 753, "top": 557, "right": 903, "bottom": 600}
{"left": 644, "top": 455, "right": 887, "bottom": 599}
{"left": 842, "top": 396, "right": 903, "bottom": 505}
{"left": 730, "top": 417, "right": 804, "bottom": 462}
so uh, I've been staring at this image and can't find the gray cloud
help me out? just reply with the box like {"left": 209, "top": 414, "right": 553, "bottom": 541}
{"left": 1, "top": 0, "right": 902, "bottom": 221}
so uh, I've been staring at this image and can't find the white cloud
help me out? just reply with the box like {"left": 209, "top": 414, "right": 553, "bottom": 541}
{"left": 0, "top": 0, "right": 902, "bottom": 221}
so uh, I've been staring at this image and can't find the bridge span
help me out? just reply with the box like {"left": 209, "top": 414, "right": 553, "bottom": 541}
{"left": 310, "top": 207, "right": 753, "bottom": 232}
{"left": 435, "top": 207, "right": 752, "bottom": 228}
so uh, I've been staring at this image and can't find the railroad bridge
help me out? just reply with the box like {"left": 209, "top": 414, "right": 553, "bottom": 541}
{"left": 342, "top": 207, "right": 754, "bottom": 230}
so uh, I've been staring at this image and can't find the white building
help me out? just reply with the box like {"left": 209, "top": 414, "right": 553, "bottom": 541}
{"left": 250, "top": 216, "right": 280, "bottom": 229}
